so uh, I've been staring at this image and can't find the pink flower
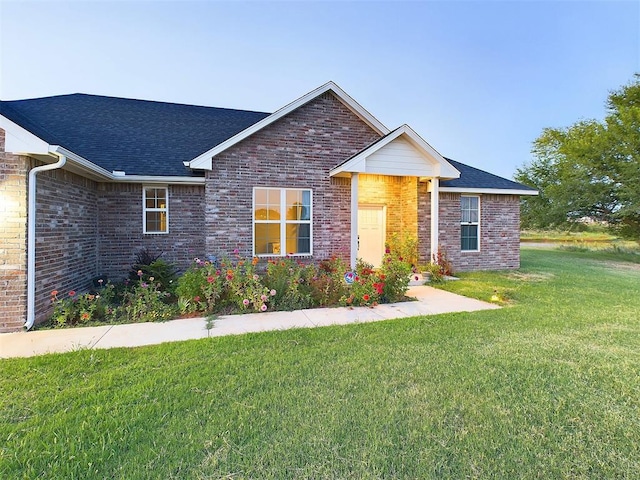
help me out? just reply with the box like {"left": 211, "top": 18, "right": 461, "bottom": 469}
{"left": 253, "top": 274, "right": 259, "bottom": 281}
{"left": 207, "top": 276, "right": 215, "bottom": 283}
{"left": 270, "top": 289, "right": 276, "bottom": 296}
{"left": 194, "top": 296, "right": 201, "bottom": 302}
{"left": 68, "top": 290, "right": 76, "bottom": 297}
{"left": 243, "top": 299, "right": 250, "bottom": 306}
{"left": 260, "top": 304, "right": 267, "bottom": 312}
{"left": 261, "top": 294, "right": 268, "bottom": 302}
{"left": 233, "top": 248, "right": 239, "bottom": 254}
{"left": 414, "top": 275, "right": 419, "bottom": 281}
{"left": 137, "top": 270, "right": 143, "bottom": 277}
{"left": 97, "top": 279, "right": 104, "bottom": 285}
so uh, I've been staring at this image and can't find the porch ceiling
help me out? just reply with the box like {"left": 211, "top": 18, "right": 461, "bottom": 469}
{"left": 330, "top": 124, "right": 460, "bottom": 179}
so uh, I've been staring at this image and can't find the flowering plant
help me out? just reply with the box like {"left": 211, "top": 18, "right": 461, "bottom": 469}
{"left": 49, "top": 282, "right": 116, "bottom": 327}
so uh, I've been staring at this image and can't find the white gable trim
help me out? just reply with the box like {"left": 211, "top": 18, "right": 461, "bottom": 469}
{"left": 0, "top": 114, "right": 51, "bottom": 154}
{"left": 438, "top": 186, "right": 539, "bottom": 196}
{"left": 188, "top": 81, "right": 390, "bottom": 170}
{"left": 330, "top": 124, "right": 460, "bottom": 179}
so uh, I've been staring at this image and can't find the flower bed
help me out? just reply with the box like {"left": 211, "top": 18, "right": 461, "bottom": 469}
{"left": 47, "top": 251, "right": 414, "bottom": 328}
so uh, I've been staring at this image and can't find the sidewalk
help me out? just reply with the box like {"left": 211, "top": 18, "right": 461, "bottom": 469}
{"left": 0, "top": 285, "right": 499, "bottom": 359}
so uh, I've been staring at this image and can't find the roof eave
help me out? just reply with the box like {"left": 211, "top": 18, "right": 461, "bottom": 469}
{"left": 439, "top": 186, "right": 539, "bottom": 196}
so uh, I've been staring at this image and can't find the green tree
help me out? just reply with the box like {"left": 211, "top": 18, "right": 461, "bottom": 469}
{"left": 516, "top": 75, "right": 640, "bottom": 238}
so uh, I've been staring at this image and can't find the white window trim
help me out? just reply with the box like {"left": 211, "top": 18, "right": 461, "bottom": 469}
{"left": 461, "top": 195, "right": 480, "bottom": 252}
{"left": 252, "top": 187, "right": 313, "bottom": 257}
{"left": 143, "top": 185, "right": 169, "bottom": 234}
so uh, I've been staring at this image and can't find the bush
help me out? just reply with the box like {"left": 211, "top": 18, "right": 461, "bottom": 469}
{"left": 129, "top": 249, "right": 178, "bottom": 294}
{"left": 264, "top": 258, "right": 314, "bottom": 311}
{"left": 308, "top": 257, "right": 350, "bottom": 306}
{"left": 222, "top": 256, "right": 275, "bottom": 312}
{"left": 175, "top": 258, "right": 225, "bottom": 314}
{"left": 117, "top": 276, "right": 176, "bottom": 323}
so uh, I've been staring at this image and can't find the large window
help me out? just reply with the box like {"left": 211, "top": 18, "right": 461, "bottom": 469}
{"left": 461, "top": 196, "right": 479, "bottom": 251}
{"left": 143, "top": 186, "right": 168, "bottom": 234}
{"left": 254, "top": 187, "right": 312, "bottom": 256}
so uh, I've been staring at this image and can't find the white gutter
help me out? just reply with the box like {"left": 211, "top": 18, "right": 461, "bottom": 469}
{"left": 25, "top": 147, "right": 66, "bottom": 330}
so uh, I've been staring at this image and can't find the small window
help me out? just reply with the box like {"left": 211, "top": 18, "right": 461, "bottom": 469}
{"left": 254, "top": 187, "right": 312, "bottom": 256}
{"left": 461, "top": 196, "right": 479, "bottom": 251}
{"left": 143, "top": 186, "right": 168, "bottom": 234}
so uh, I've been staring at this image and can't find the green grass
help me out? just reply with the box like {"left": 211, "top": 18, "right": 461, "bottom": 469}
{"left": 520, "top": 228, "right": 618, "bottom": 242}
{"left": 2, "top": 249, "right": 640, "bottom": 479}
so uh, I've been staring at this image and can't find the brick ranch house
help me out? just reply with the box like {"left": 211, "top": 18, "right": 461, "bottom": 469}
{"left": 0, "top": 82, "right": 536, "bottom": 332}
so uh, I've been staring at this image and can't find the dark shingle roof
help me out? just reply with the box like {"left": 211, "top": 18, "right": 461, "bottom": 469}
{"left": 0, "top": 94, "right": 270, "bottom": 176}
{"left": 442, "top": 158, "right": 536, "bottom": 191}
{"left": 1, "top": 93, "right": 536, "bottom": 191}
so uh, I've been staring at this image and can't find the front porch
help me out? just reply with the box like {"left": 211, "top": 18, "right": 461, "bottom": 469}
{"left": 329, "top": 124, "right": 460, "bottom": 269}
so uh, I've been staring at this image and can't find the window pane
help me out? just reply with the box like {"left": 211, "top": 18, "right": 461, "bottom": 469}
{"left": 255, "top": 189, "right": 280, "bottom": 220}
{"left": 285, "top": 190, "right": 311, "bottom": 220}
{"left": 146, "top": 211, "right": 167, "bottom": 233}
{"left": 255, "top": 223, "right": 281, "bottom": 254}
{"left": 461, "top": 197, "right": 479, "bottom": 223}
{"left": 286, "top": 223, "right": 311, "bottom": 254}
{"left": 461, "top": 225, "right": 478, "bottom": 251}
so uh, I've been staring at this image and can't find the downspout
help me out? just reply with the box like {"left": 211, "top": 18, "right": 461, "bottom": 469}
{"left": 25, "top": 148, "right": 66, "bottom": 330}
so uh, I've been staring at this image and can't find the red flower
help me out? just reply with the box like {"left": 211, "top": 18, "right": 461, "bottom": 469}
{"left": 68, "top": 290, "right": 76, "bottom": 297}
{"left": 80, "top": 312, "right": 90, "bottom": 320}
{"left": 194, "top": 296, "right": 201, "bottom": 302}
{"left": 50, "top": 290, "right": 58, "bottom": 297}
{"left": 207, "top": 276, "right": 215, "bottom": 283}
{"left": 363, "top": 294, "right": 370, "bottom": 301}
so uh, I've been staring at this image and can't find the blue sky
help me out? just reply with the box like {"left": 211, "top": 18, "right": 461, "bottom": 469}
{"left": 1, "top": 0, "right": 638, "bottom": 179}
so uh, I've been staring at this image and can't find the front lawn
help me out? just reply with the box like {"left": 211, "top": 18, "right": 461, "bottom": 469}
{"left": 2, "top": 248, "right": 639, "bottom": 478}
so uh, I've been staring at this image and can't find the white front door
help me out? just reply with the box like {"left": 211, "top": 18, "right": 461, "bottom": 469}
{"left": 357, "top": 205, "right": 386, "bottom": 268}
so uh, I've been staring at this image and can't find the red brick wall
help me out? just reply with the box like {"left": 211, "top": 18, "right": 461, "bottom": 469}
{"left": 34, "top": 167, "right": 99, "bottom": 320}
{"left": 204, "top": 92, "right": 381, "bottom": 263}
{"left": 437, "top": 193, "right": 521, "bottom": 271}
{"left": 0, "top": 129, "right": 29, "bottom": 332}
{"left": 97, "top": 183, "right": 205, "bottom": 280}
{"left": 358, "top": 174, "right": 418, "bottom": 245}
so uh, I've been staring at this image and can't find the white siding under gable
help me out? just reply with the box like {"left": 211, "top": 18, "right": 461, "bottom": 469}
{"left": 366, "top": 137, "right": 437, "bottom": 177}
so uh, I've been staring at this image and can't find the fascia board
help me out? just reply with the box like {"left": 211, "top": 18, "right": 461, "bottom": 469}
{"left": 438, "top": 186, "right": 539, "bottom": 196}
{"left": 189, "top": 81, "right": 391, "bottom": 170}
{"left": 53, "top": 147, "right": 205, "bottom": 184}
{"left": 114, "top": 175, "right": 205, "bottom": 185}
{"left": 0, "top": 114, "right": 50, "bottom": 154}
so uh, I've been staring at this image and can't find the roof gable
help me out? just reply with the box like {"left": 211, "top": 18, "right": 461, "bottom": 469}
{"left": 188, "top": 81, "right": 390, "bottom": 170}
{"left": 330, "top": 124, "right": 460, "bottom": 179}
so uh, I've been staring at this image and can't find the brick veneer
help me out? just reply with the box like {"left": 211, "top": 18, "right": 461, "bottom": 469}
{"left": 34, "top": 167, "right": 99, "bottom": 321}
{"left": 358, "top": 174, "right": 418, "bottom": 245}
{"left": 204, "top": 92, "right": 381, "bottom": 262}
{"left": 437, "top": 193, "right": 521, "bottom": 271}
{"left": 97, "top": 183, "right": 206, "bottom": 280}
{"left": 0, "top": 129, "right": 29, "bottom": 332}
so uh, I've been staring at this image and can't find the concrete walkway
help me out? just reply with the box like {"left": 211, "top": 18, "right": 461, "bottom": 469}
{"left": 0, "top": 285, "right": 499, "bottom": 359}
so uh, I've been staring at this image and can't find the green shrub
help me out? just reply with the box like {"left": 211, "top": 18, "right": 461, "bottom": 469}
{"left": 308, "top": 257, "right": 350, "bottom": 306}
{"left": 175, "top": 259, "right": 224, "bottom": 314}
{"left": 223, "top": 256, "right": 274, "bottom": 312}
{"left": 129, "top": 249, "right": 178, "bottom": 294}
{"left": 49, "top": 282, "right": 116, "bottom": 328}
{"left": 117, "top": 277, "right": 176, "bottom": 323}
{"left": 264, "top": 257, "right": 314, "bottom": 311}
